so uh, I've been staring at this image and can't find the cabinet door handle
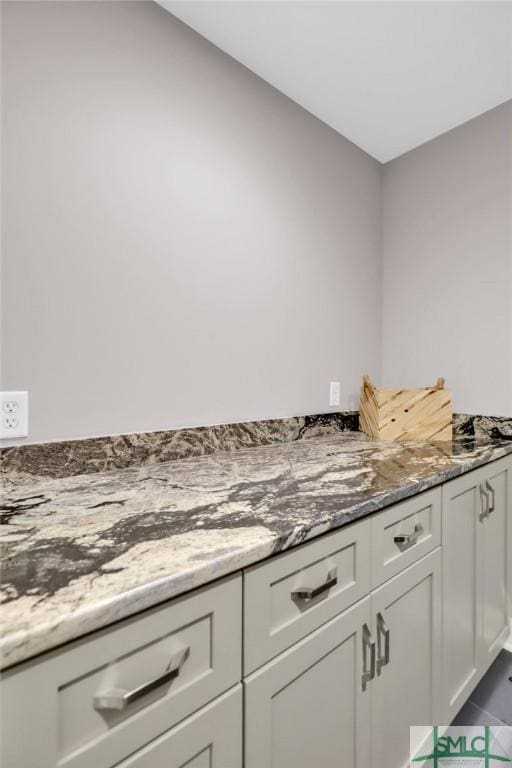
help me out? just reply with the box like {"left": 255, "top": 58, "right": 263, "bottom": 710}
{"left": 485, "top": 480, "right": 495, "bottom": 514}
{"left": 479, "top": 484, "right": 490, "bottom": 521}
{"left": 292, "top": 568, "right": 338, "bottom": 603}
{"left": 361, "top": 624, "right": 376, "bottom": 691}
{"left": 93, "top": 646, "right": 190, "bottom": 712}
{"left": 376, "top": 612, "right": 390, "bottom": 675}
{"left": 394, "top": 522, "right": 423, "bottom": 549}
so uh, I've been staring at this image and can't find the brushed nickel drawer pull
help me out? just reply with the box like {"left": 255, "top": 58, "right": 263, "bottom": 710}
{"left": 376, "top": 612, "right": 390, "bottom": 675}
{"left": 393, "top": 522, "right": 423, "bottom": 549}
{"left": 479, "top": 484, "right": 490, "bottom": 521}
{"left": 93, "top": 646, "right": 190, "bottom": 712}
{"left": 361, "top": 624, "right": 376, "bottom": 691}
{"left": 485, "top": 480, "right": 495, "bottom": 513}
{"left": 292, "top": 568, "right": 338, "bottom": 603}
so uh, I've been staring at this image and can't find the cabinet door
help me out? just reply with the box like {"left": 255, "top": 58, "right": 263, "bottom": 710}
{"left": 479, "top": 459, "right": 511, "bottom": 670}
{"left": 117, "top": 686, "right": 242, "bottom": 768}
{"left": 441, "top": 471, "right": 482, "bottom": 722}
{"left": 370, "top": 549, "right": 441, "bottom": 768}
{"left": 245, "top": 597, "right": 371, "bottom": 768}
{"left": 0, "top": 575, "right": 241, "bottom": 768}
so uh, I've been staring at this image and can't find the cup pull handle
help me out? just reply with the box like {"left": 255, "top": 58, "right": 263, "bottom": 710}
{"left": 94, "top": 647, "right": 190, "bottom": 712}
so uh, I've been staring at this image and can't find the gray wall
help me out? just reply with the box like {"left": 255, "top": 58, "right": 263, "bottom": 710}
{"left": 4, "top": 2, "right": 508, "bottom": 446}
{"left": 1, "top": 1, "right": 382, "bottom": 445}
{"left": 382, "top": 102, "right": 512, "bottom": 417}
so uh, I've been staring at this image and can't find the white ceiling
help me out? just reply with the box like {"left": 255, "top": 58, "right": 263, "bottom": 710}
{"left": 158, "top": 1, "right": 512, "bottom": 162}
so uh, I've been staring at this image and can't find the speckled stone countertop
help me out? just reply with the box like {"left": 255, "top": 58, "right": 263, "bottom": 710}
{"left": 2, "top": 432, "right": 512, "bottom": 670}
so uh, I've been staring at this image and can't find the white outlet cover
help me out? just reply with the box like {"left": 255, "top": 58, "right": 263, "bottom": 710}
{"left": 329, "top": 381, "right": 341, "bottom": 407}
{"left": 0, "top": 391, "right": 29, "bottom": 438}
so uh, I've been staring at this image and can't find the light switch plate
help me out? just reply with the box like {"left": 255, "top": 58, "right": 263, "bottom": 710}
{"left": 0, "top": 391, "right": 29, "bottom": 438}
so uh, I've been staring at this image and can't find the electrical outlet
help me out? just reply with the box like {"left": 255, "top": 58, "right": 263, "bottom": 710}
{"left": 329, "top": 381, "right": 340, "bottom": 407}
{"left": 0, "top": 391, "right": 28, "bottom": 438}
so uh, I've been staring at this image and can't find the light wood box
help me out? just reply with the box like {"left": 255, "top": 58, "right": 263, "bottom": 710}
{"left": 359, "top": 375, "right": 452, "bottom": 441}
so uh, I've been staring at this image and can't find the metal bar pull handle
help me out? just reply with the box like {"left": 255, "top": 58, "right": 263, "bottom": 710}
{"left": 394, "top": 522, "right": 424, "bottom": 549}
{"left": 292, "top": 568, "right": 338, "bottom": 603}
{"left": 361, "top": 624, "right": 376, "bottom": 691}
{"left": 479, "top": 484, "right": 490, "bottom": 521}
{"left": 94, "top": 646, "right": 190, "bottom": 712}
{"left": 376, "top": 612, "right": 390, "bottom": 675}
{"left": 485, "top": 480, "right": 495, "bottom": 514}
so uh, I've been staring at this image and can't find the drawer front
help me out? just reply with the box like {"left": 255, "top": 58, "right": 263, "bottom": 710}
{"left": 117, "top": 685, "right": 242, "bottom": 768}
{"left": 244, "top": 519, "right": 370, "bottom": 673}
{"left": 1, "top": 575, "right": 241, "bottom": 768}
{"left": 370, "top": 488, "right": 441, "bottom": 588}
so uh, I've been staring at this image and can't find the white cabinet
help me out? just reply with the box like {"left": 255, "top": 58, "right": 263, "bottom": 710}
{"left": 370, "top": 487, "right": 441, "bottom": 588}
{"left": 479, "top": 459, "right": 511, "bottom": 668}
{"left": 244, "top": 597, "right": 372, "bottom": 768}
{"left": 441, "top": 469, "right": 482, "bottom": 721}
{"left": 370, "top": 549, "right": 442, "bottom": 768}
{"left": 441, "top": 455, "right": 512, "bottom": 722}
{"left": 116, "top": 687, "right": 242, "bottom": 768}
{"left": 245, "top": 547, "right": 442, "bottom": 768}
{"left": 244, "top": 518, "right": 370, "bottom": 673}
{"left": 0, "top": 576, "right": 241, "bottom": 768}
{"left": 2, "top": 456, "right": 510, "bottom": 768}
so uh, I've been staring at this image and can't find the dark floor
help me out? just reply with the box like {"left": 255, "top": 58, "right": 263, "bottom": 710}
{"left": 452, "top": 649, "right": 512, "bottom": 726}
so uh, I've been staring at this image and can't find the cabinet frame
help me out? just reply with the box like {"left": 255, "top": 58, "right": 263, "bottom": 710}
{"left": 441, "top": 454, "right": 512, "bottom": 722}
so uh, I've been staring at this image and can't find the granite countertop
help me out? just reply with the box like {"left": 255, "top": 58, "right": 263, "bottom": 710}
{"left": 2, "top": 432, "right": 512, "bottom": 670}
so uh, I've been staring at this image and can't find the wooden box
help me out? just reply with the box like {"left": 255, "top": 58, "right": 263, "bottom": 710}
{"left": 359, "top": 375, "right": 452, "bottom": 442}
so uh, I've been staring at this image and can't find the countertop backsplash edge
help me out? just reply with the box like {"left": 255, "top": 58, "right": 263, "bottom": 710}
{"left": 2, "top": 411, "right": 511, "bottom": 480}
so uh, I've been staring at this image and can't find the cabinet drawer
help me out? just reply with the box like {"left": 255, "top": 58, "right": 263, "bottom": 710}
{"left": 244, "top": 519, "right": 370, "bottom": 673}
{"left": 0, "top": 575, "right": 241, "bottom": 768}
{"left": 117, "top": 685, "right": 242, "bottom": 768}
{"left": 370, "top": 488, "right": 441, "bottom": 588}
